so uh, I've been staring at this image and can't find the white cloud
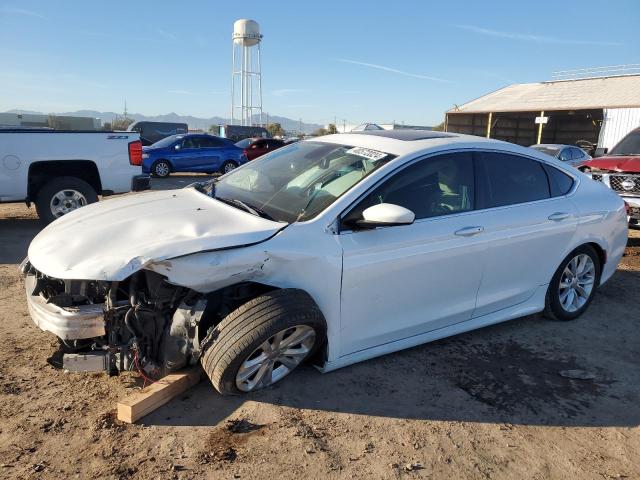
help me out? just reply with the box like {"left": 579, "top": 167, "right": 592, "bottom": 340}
{"left": 0, "top": 7, "right": 45, "bottom": 19}
{"left": 157, "top": 28, "right": 177, "bottom": 41}
{"left": 335, "top": 58, "right": 451, "bottom": 83}
{"left": 167, "top": 89, "right": 224, "bottom": 96}
{"left": 168, "top": 89, "right": 198, "bottom": 95}
{"left": 272, "top": 88, "right": 309, "bottom": 97}
{"left": 453, "top": 24, "right": 623, "bottom": 47}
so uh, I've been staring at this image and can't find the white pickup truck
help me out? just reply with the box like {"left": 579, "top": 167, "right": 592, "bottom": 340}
{"left": 0, "top": 130, "right": 150, "bottom": 222}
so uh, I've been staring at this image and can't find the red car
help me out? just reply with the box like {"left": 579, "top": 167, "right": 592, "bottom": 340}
{"left": 235, "top": 138, "right": 286, "bottom": 160}
{"left": 583, "top": 127, "right": 640, "bottom": 225}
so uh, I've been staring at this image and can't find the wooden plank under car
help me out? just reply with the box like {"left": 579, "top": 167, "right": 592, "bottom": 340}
{"left": 117, "top": 367, "right": 202, "bottom": 423}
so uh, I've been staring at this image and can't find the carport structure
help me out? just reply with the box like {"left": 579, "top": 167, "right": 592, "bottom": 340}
{"left": 445, "top": 72, "right": 640, "bottom": 154}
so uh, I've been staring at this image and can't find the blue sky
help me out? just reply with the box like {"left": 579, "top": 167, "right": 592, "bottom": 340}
{"left": 0, "top": 0, "right": 638, "bottom": 126}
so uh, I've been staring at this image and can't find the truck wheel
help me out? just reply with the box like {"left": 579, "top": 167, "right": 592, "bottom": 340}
{"left": 35, "top": 176, "right": 98, "bottom": 224}
{"left": 152, "top": 160, "right": 171, "bottom": 177}
{"left": 200, "top": 289, "right": 326, "bottom": 395}
{"left": 220, "top": 160, "right": 238, "bottom": 174}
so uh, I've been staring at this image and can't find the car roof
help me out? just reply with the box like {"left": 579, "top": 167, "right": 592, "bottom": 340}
{"left": 533, "top": 144, "right": 573, "bottom": 149}
{"left": 353, "top": 130, "right": 456, "bottom": 141}
{"left": 312, "top": 131, "right": 506, "bottom": 156}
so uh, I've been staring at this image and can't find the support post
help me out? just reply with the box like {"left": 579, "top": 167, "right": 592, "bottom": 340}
{"left": 536, "top": 110, "right": 545, "bottom": 144}
{"left": 486, "top": 112, "right": 492, "bottom": 138}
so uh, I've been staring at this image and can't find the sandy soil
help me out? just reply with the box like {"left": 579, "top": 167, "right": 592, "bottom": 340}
{"left": 0, "top": 196, "right": 639, "bottom": 480}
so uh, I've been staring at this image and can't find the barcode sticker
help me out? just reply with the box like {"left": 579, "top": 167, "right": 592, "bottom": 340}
{"left": 346, "top": 147, "right": 388, "bottom": 162}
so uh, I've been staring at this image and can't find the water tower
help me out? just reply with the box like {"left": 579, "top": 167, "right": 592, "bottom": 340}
{"left": 231, "top": 19, "right": 263, "bottom": 126}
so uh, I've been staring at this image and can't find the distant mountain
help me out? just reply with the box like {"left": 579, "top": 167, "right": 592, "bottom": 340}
{"left": 5, "top": 109, "right": 323, "bottom": 134}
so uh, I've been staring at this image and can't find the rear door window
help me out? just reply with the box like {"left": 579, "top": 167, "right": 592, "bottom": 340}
{"left": 200, "top": 136, "right": 225, "bottom": 148}
{"left": 478, "top": 152, "right": 550, "bottom": 208}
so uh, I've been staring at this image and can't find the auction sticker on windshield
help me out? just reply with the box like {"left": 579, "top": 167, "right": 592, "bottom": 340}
{"left": 346, "top": 147, "right": 388, "bottom": 162}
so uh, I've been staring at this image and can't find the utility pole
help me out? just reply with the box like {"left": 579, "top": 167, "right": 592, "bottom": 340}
{"left": 299, "top": 118, "right": 302, "bottom": 136}
{"left": 123, "top": 100, "right": 128, "bottom": 120}
{"left": 343, "top": 119, "right": 346, "bottom": 133}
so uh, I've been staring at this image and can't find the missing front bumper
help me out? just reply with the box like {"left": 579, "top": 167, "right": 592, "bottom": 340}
{"left": 25, "top": 274, "right": 106, "bottom": 340}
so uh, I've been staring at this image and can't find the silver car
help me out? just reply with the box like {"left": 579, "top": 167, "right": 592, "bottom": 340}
{"left": 530, "top": 144, "right": 592, "bottom": 169}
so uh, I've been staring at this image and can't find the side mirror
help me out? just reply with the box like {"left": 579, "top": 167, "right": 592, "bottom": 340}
{"left": 352, "top": 203, "right": 415, "bottom": 229}
{"left": 602, "top": 148, "right": 608, "bottom": 154}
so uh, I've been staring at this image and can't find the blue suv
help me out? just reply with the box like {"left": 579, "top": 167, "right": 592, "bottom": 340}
{"left": 142, "top": 134, "right": 248, "bottom": 177}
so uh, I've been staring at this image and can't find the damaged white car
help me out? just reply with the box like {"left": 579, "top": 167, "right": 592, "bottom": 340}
{"left": 22, "top": 130, "right": 628, "bottom": 395}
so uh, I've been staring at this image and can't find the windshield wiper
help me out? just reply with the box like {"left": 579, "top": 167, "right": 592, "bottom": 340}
{"left": 240, "top": 200, "right": 276, "bottom": 221}
{"left": 216, "top": 197, "right": 275, "bottom": 221}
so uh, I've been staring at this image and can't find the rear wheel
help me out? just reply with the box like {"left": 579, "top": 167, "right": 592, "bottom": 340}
{"left": 220, "top": 160, "right": 238, "bottom": 174}
{"left": 544, "top": 245, "right": 601, "bottom": 321}
{"left": 152, "top": 160, "right": 171, "bottom": 177}
{"left": 35, "top": 176, "right": 98, "bottom": 224}
{"left": 200, "top": 289, "right": 326, "bottom": 395}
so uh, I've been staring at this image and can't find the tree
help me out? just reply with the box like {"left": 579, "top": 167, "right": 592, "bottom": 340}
{"left": 102, "top": 122, "right": 112, "bottom": 131}
{"left": 326, "top": 123, "right": 338, "bottom": 134}
{"left": 266, "top": 123, "right": 285, "bottom": 137}
{"left": 312, "top": 127, "right": 328, "bottom": 136}
{"left": 208, "top": 125, "right": 219, "bottom": 134}
{"left": 47, "top": 114, "right": 57, "bottom": 129}
{"left": 431, "top": 121, "right": 446, "bottom": 132}
{"left": 111, "top": 117, "right": 134, "bottom": 131}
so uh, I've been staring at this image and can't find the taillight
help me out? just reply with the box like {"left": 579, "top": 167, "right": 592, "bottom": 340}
{"left": 243, "top": 148, "right": 248, "bottom": 157}
{"left": 128, "top": 140, "right": 143, "bottom": 166}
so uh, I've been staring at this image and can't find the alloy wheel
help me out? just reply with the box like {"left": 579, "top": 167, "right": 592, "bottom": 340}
{"left": 235, "top": 325, "right": 316, "bottom": 392}
{"left": 558, "top": 253, "right": 595, "bottom": 313}
{"left": 154, "top": 162, "right": 170, "bottom": 177}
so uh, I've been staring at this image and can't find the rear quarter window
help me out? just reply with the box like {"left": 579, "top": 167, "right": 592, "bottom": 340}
{"left": 543, "top": 164, "right": 574, "bottom": 196}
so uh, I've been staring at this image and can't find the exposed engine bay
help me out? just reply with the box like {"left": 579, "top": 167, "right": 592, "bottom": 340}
{"left": 22, "top": 261, "right": 272, "bottom": 377}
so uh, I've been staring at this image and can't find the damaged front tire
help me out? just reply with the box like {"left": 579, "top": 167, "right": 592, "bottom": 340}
{"left": 200, "top": 289, "right": 326, "bottom": 395}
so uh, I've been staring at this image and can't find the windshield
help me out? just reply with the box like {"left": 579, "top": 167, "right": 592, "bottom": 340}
{"left": 609, "top": 131, "right": 640, "bottom": 156}
{"left": 235, "top": 138, "right": 254, "bottom": 148}
{"left": 151, "top": 134, "right": 183, "bottom": 149}
{"left": 210, "top": 141, "right": 395, "bottom": 222}
{"left": 531, "top": 145, "right": 560, "bottom": 157}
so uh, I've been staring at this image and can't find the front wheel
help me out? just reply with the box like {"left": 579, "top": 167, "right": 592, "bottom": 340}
{"left": 35, "top": 176, "right": 98, "bottom": 224}
{"left": 544, "top": 245, "right": 601, "bottom": 321}
{"left": 200, "top": 289, "right": 326, "bottom": 395}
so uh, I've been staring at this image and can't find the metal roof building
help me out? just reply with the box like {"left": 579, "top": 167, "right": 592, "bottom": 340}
{"left": 445, "top": 70, "right": 640, "bottom": 154}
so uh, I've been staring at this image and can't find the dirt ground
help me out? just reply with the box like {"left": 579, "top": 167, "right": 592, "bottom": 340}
{"left": 1, "top": 188, "right": 639, "bottom": 479}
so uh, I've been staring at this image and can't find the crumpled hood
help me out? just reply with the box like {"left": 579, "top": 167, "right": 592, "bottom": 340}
{"left": 28, "top": 188, "right": 287, "bottom": 281}
{"left": 585, "top": 155, "right": 640, "bottom": 173}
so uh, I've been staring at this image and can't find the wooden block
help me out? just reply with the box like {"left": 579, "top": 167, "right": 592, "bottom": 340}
{"left": 117, "top": 367, "right": 202, "bottom": 423}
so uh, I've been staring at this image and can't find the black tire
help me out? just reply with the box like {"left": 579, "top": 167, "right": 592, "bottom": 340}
{"left": 543, "top": 244, "right": 601, "bottom": 321}
{"left": 151, "top": 160, "right": 171, "bottom": 177}
{"left": 200, "top": 289, "right": 326, "bottom": 395}
{"left": 220, "top": 160, "right": 238, "bottom": 174}
{"left": 35, "top": 176, "right": 98, "bottom": 224}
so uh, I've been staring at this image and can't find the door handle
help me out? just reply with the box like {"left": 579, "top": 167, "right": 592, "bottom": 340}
{"left": 548, "top": 212, "right": 570, "bottom": 221}
{"left": 454, "top": 226, "right": 484, "bottom": 237}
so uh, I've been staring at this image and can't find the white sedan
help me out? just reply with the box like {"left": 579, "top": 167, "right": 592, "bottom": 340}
{"left": 23, "top": 130, "right": 628, "bottom": 394}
